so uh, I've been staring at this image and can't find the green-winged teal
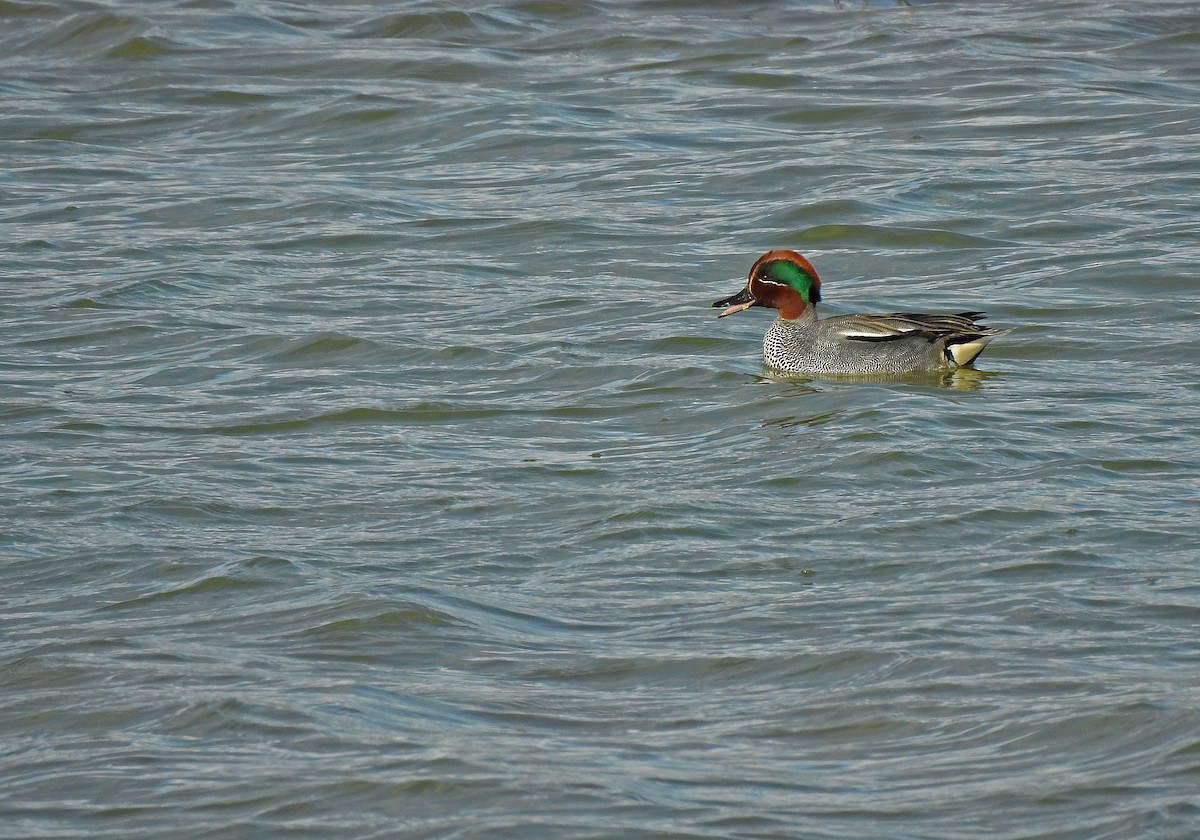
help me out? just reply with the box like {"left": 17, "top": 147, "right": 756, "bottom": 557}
{"left": 713, "top": 250, "right": 1010, "bottom": 375}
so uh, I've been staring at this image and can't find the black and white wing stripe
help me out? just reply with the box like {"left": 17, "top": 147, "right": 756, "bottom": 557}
{"left": 834, "top": 312, "right": 989, "bottom": 342}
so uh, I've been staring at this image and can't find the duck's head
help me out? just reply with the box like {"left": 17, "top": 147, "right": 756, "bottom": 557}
{"left": 712, "top": 249, "right": 821, "bottom": 320}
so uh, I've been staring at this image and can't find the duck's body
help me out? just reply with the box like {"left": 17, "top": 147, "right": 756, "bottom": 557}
{"left": 713, "top": 250, "right": 1010, "bottom": 376}
{"left": 761, "top": 306, "right": 1003, "bottom": 375}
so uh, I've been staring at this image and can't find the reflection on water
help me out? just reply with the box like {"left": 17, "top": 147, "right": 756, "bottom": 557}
{"left": 760, "top": 366, "right": 1000, "bottom": 390}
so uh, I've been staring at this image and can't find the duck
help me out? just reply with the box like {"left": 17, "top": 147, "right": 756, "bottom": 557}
{"left": 712, "top": 249, "right": 1010, "bottom": 376}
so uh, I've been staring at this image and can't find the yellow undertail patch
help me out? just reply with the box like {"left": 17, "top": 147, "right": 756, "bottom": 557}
{"left": 947, "top": 338, "right": 992, "bottom": 367}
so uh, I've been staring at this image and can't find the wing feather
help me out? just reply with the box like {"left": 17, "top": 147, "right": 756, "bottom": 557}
{"left": 833, "top": 312, "right": 991, "bottom": 342}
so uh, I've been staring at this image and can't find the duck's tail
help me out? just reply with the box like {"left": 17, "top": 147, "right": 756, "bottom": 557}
{"left": 944, "top": 328, "right": 1013, "bottom": 368}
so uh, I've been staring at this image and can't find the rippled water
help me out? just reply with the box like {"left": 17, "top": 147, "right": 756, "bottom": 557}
{"left": 4, "top": 1, "right": 1200, "bottom": 837}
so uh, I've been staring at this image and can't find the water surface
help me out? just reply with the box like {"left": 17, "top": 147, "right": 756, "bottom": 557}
{"left": 3, "top": 1, "right": 1199, "bottom": 838}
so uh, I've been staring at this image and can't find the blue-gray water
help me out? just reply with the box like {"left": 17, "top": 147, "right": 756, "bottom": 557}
{"left": 3, "top": 1, "right": 1200, "bottom": 837}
